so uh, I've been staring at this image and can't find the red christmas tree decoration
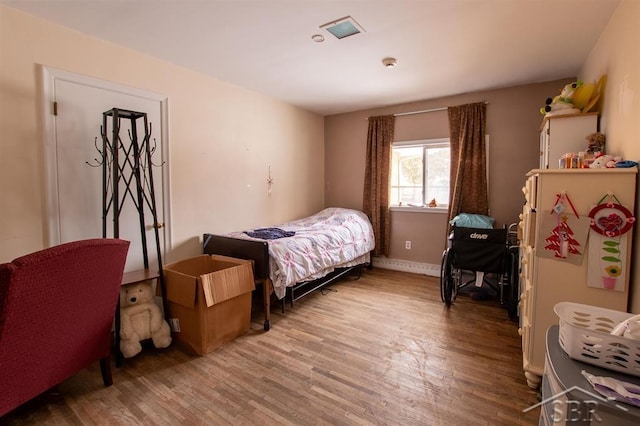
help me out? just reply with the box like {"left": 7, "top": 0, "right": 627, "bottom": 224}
{"left": 544, "top": 215, "right": 582, "bottom": 258}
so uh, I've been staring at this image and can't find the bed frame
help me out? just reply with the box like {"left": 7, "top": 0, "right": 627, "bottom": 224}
{"left": 202, "top": 233, "right": 366, "bottom": 331}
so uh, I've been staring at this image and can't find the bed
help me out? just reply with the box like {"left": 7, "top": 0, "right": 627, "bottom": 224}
{"left": 203, "top": 207, "right": 375, "bottom": 330}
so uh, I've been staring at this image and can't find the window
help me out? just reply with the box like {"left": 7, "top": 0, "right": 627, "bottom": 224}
{"left": 390, "top": 138, "right": 450, "bottom": 208}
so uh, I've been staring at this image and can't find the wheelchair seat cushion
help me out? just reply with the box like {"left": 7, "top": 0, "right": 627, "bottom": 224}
{"left": 449, "top": 213, "right": 495, "bottom": 229}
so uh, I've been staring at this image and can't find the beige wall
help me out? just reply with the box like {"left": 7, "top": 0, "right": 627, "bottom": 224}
{"left": 0, "top": 6, "right": 325, "bottom": 264}
{"left": 325, "top": 79, "right": 573, "bottom": 265}
{"left": 579, "top": 0, "right": 640, "bottom": 312}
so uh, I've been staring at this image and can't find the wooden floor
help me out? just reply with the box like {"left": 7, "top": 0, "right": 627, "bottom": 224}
{"left": 3, "top": 268, "right": 541, "bottom": 425}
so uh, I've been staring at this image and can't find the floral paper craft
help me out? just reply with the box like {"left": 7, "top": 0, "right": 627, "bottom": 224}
{"left": 587, "top": 194, "right": 635, "bottom": 291}
{"left": 588, "top": 199, "right": 634, "bottom": 237}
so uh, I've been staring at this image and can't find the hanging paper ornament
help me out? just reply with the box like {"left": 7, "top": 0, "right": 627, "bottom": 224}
{"left": 543, "top": 192, "right": 584, "bottom": 260}
{"left": 544, "top": 215, "right": 582, "bottom": 258}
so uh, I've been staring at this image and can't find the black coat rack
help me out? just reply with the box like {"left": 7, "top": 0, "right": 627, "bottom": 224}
{"left": 98, "top": 108, "right": 168, "bottom": 363}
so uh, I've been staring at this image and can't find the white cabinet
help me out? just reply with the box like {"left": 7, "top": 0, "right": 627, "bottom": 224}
{"left": 518, "top": 168, "right": 636, "bottom": 389}
{"left": 539, "top": 113, "right": 598, "bottom": 169}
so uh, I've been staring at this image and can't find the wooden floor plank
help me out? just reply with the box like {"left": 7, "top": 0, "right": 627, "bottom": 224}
{"left": 2, "top": 268, "right": 540, "bottom": 425}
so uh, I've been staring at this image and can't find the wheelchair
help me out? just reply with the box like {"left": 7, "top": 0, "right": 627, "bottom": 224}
{"left": 440, "top": 223, "right": 519, "bottom": 319}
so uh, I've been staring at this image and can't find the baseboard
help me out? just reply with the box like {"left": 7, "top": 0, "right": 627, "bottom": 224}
{"left": 372, "top": 257, "right": 440, "bottom": 277}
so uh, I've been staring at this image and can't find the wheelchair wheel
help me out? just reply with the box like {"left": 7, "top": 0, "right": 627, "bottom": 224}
{"left": 440, "top": 249, "right": 455, "bottom": 306}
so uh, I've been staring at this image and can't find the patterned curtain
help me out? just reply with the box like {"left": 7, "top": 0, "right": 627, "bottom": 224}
{"left": 363, "top": 115, "right": 395, "bottom": 257}
{"left": 447, "top": 102, "right": 488, "bottom": 227}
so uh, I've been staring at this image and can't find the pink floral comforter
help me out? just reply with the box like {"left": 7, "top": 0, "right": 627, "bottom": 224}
{"left": 229, "top": 208, "right": 375, "bottom": 299}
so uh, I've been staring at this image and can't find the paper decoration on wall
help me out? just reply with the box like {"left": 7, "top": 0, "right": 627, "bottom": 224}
{"left": 587, "top": 193, "right": 635, "bottom": 291}
{"left": 544, "top": 216, "right": 582, "bottom": 258}
{"left": 536, "top": 192, "right": 590, "bottom": 265}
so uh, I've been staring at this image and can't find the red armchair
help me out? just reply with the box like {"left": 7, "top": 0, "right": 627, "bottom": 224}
{"left": 0, "top": 238, "right": 129, "bottom": 417}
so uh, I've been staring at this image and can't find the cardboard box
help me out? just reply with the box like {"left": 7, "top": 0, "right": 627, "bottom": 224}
{"left": 163, "top": 254, "right": 255, "bottom": 356}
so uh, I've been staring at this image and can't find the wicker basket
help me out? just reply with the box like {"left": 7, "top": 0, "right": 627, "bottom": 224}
{"left": 554, "top": 302, "right": 640, "bottom": 377}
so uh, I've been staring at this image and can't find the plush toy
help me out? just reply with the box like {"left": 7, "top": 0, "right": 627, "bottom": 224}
{"left": 573, "top": 82, "right": 598, "bottom": 110}
{"left": 119, "top": 281, "right": 172, "bottom": 358}
{"left": 586, "top": 132, "right": 606, "bottom": 154}
{"left": 540, "top": 75, "right": 607, "bottom": 116}
{"left": 607, "top": 156, "right": 623, "bottom": 168}
{"left": 589, "top": 154, "right": 622, "bottom": 169}
{"left": 576, "top": 74, "right": 607, "bottom": 113}
{"left": 540, "top": 81, "right": 583, "bottom": 116}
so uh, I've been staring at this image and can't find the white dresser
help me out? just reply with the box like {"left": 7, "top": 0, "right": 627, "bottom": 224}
{"left": 518, "top": 168, "right": 636, "bottom": 388}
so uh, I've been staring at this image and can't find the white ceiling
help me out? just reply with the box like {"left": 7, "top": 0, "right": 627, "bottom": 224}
{"left": 2, "top": 0, "right": 620, "bottom": 116}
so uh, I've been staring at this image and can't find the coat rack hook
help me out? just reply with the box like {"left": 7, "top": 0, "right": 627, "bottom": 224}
{"left": 149, "top": 137, "right": 165, "bottom": 167}
{"left": 86, "top": 136, "right": 105, "bottom": 167}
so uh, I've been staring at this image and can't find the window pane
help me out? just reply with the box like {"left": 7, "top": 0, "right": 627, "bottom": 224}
{"left": 425, "top": 147, "right": 450, "bottom": 205}
{"left": 391, "top": 140, "right": 450, "bottom": 207}
{"left": 391, "top": 146, "right": 423, "bottom": 205}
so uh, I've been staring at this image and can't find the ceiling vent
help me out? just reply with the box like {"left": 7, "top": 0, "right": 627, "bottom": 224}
{"left": 320, "top": 16, "right": 365, "bottom": 40}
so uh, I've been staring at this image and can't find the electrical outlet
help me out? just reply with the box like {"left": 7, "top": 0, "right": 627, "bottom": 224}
{"left": 405, "top": 240, "right": 411, "bottom": 249}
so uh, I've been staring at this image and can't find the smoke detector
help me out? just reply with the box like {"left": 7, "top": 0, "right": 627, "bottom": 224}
{"left": 382, "top": 57, "right": 397, "bottom": 68}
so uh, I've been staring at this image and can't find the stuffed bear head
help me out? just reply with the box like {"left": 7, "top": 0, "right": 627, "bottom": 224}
{"left": 120, "top": 281, "right": 155, "bottom": 308}
{"left": 586, "top": 132, "right": 606, "bottom": 154}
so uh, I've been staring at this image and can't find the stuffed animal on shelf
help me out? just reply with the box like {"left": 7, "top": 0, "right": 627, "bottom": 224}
{"left": 575, "top": 74, "right": 607, "bottom": 113}
{"left": 589, "top": 154, "right": 622, "bottom": 169}
{"left": 540, "top": 81, "right": 583, "bottom": 116}
{"left": 119, "top": 280, "right": 172, "bottom": 358}
{"left": 586, "top": 132, "right": 606, "bottom": 155}
{"left": 572, "top": 81, "right": 597, "bottom": 111}
{"left": 540, "top": 75, "right": 606, "bottom": 117}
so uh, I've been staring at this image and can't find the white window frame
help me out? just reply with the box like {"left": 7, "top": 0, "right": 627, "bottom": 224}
{"left": 390, "top": 138, "right": 450, "bottom": 214}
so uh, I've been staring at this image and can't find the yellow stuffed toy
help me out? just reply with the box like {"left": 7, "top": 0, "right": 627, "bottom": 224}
{"left": 574, "top": 75, "right": 607, "bottom": 113}
{"left": 540, "top": 81, "right": 582, "bottom": 116}
{"left": 540, "top": 75, "right": 606, "bottom": 116}
{"left": 119, "top": 281, "right": 172, "bottom": 358}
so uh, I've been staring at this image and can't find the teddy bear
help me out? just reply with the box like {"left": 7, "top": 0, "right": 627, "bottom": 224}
{"left": 586, "top": 132, "right": 606, "bottom": 155}
{"left": 119, "top": 280, "right": 172, "bottom": 358}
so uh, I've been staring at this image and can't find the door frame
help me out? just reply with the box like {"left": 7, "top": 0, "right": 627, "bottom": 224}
{"left": 39, "top": 65, "right": 172, "bottom": 255}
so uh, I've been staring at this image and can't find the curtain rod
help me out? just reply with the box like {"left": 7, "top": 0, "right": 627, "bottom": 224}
{"left": 367, "top": 101, "right": 488, "bottom": 119}
{"left": 394, "top": 107, "right": 447, "bottom": 117}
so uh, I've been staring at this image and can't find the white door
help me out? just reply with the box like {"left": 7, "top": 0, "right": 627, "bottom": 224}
{"left": 42, "top": 66, "right": 170, "bottom": 272}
